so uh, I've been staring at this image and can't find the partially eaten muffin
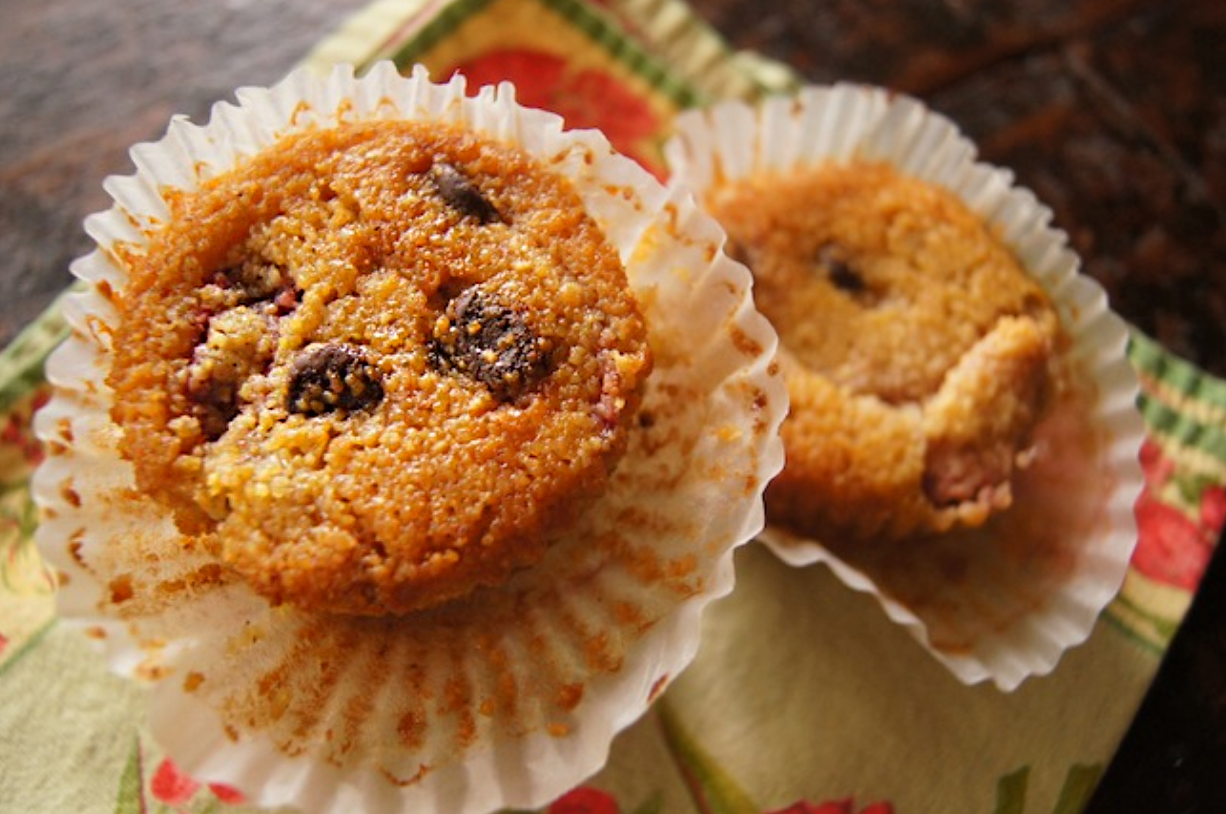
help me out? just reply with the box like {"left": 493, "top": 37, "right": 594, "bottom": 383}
{"left": 706, "top": 159, "right": 1059, "bottom": 544}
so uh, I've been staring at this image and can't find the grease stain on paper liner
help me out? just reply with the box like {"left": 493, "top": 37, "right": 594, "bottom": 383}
{"left": 824, "top": 378, "right": 1109, "bottom": 655}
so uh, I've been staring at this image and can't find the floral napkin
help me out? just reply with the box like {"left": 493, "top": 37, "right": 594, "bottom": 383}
{"left": 1, "top": 1, "right": 1223, "bottom": 813}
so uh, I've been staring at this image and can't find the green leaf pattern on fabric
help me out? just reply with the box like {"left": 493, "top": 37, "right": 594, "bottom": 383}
{"left": 657, "top": 700, "right": 759, "bottom": 814}
{"left": 993, "top": 764, "right": 1105, "bottom": 814}
{"left": 0, "top": 385, "right": 52, "bottom": 597}
{"left": 993, "top": 766, "right": 1029, "bottom": 814}
{"left": 115, "top": 737, "right": 146, "bottom": 814}
{"left": 1051, "top": 765, "right": 1104, "bottom": 814}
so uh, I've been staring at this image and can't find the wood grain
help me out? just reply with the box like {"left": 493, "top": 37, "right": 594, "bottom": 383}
{"left": 0, "top": 0, "right": 367, "bottom": 344}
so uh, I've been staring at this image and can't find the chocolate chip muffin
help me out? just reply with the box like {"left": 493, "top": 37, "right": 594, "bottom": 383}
{"left": 708, "top": 159, "right": 1059, "bottom": 544}
{"left": 107, "top": 119, "right": 652, "bottom": 615}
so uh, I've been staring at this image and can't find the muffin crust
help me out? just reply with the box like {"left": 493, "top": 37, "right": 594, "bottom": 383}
{"left": 707, "top": 159, "right": 1059, "bottom": 543}
{"left": 107, "top": 119, "right": 652, "bottom": 615}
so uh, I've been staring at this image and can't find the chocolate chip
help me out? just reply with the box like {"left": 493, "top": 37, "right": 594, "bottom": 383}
{"left": 430, "top": 161, "right": 502, "bottom": 224}
{"left": 287, "top": 344, "right": 384, "bottom": 416}
{"left": 829, "top": 260, "right": 866, "bottom": 293}
{"left": 216, "top": 263, "right": 286, "bottom": 302}
{"left": 187, "top": 376, "right": 242, "bottom": 442}
{"left": 214, "top": 262, "right": 301, "bottom": 314}
{"left": 429, "top": 287, "right": 556, "bottom": 402}
{"left": 817, "top": 244, "right": 866, "bottom": 294}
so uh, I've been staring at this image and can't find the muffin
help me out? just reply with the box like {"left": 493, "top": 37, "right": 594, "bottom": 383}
{"left": 706, "top": 158, "right": 1060, "bottom": 545}
{"left": 665, "top": 84, "right": 1143, "bottom": 690}
{"left": 108, "top": 117, "right": 652, "bottom": 616}
{"left": 33, "top": 63, "right": 786, "bottom": 812}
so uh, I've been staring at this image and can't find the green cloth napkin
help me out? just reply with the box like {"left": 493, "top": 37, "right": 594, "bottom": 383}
{"left": 2, "top": 1, "right": 1224, "bottom": 813}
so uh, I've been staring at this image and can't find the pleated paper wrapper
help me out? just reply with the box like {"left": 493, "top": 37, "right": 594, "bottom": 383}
{"left": 31, "top": 62, "right": 787, "bottom": 814}
{"left": 664, "top": 83, "right": 1145, "bottom": 691}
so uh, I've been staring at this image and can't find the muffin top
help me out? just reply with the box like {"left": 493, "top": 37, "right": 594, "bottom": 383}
{"left": 107, "top": 119, "right": 652, "bottom": 615}
{"left": 711, "top": 160, "right": 1055, "bottom": 405}
{"left": 706, "top": 159, "right": 1059, "bottom": 542}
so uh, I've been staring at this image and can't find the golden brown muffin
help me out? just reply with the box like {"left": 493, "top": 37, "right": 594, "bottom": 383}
{"left": 706, "top": 159, "right": 1059, "bottom": 544}
{"left": 107, "top": 119, "right": 652, "bottom": 616}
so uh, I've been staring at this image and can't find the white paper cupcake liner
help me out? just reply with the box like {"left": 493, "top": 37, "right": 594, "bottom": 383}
{"left": 664, "top": 83, "right": 1145, "bottom": 691}
{"left": 32, "top": 62, "right": 787, "bottom": 813}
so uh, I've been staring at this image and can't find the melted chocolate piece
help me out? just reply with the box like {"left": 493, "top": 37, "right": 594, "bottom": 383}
{"left": 287, "top": 344, "right": 384, "bottom": 416}
{"left": 429, "top": 287, "right": 556, "bottom": 402}
{"left": 187, "top": 376, "right": 242, "bottom": 442}
{"left": 217, "top": 263, "right": 283, "bottom": 301}
{"left": 214, "top": 262, "right": 301, "bottom": 314}
{"left": 817, "top": 244, "right": 867, "bottom": 294}
{"left": 430, "top": 161, "right": 502, "bottom": 224}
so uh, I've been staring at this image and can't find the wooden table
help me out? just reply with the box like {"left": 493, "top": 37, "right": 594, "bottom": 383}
{"left": 1, "top": 0, "right": 1222, "bottom": 811}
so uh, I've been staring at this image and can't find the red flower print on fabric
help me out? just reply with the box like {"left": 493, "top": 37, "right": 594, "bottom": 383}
{"left": 1, "top": 386, "right": 49, "bottom": 467}
{"left": 549, "top": 786, "right": 622, "bottom": 814}
{"left": 209, "top": 782, "right": 246, "bottom": 805}
{"left": 150, "top": 758, "right": 199, "bottom": 806}
{"left": 150, "top": 757, "right": 245, "bottom": 808}
{"left": 1201, "top": 482, "right": 1226, "bottom": 532}
{"left": 449, "top": 49, "right": 663, "bottom": 176}
{"left": 1133, "top": 492, "right": 1214, "bottom": 589}
{"left": 766, "top": 799, "right": 895, "bottom": 814}
{"left": 1132, "top": 439, "right": 1223, "bottom": 590}
{"left": 1139, "top": 438, "right": 1176, "bottom": 484}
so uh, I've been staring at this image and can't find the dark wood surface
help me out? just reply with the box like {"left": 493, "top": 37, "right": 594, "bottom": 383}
{"left": 1, "top": 1, "right": 1222, "bottom": 812}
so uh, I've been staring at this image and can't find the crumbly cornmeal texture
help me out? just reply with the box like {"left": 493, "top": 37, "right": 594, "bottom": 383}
{"left": 107, "top": 119, "right": 652, "bottom": 615}
{"left": 707, "top": 160, "right": 1059, "bottom": 544}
